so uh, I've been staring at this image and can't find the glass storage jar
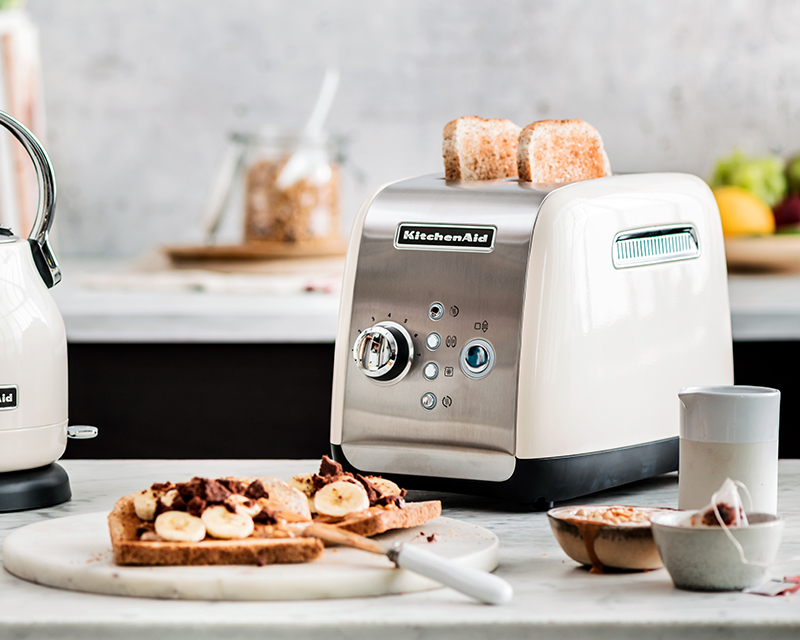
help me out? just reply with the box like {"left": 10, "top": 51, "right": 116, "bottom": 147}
{"left": 238, "top": 131, "right": 340, "bottom": 243}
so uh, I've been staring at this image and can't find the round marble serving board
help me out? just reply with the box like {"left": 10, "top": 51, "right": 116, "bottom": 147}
{"left": 2, "top": 513, "right": 498, "bottom": 600}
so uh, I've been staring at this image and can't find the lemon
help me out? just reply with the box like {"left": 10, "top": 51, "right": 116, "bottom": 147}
{"left": 712, "top": 186, "right": 775, "bottom": 236}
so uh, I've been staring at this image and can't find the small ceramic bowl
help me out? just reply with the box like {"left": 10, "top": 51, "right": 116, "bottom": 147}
{"left": 650, "top": 511, "right": 784, "bottom": 591}
{"left": 548, "top": 505, "right": 671, "bottom": 572}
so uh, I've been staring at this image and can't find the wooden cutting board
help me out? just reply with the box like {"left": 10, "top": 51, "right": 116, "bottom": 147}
{"left": 2, "top": 513, "right": 498, "bottom": 601}
{"left": 163, "top": 239, "right": 348, "bottom": 263}
{"left": 725, "top": 235, "right": 800, "bottom": 272}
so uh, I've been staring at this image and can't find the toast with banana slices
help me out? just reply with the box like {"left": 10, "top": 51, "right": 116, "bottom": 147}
{"left": 108, "top": 476, "right": 323, "bottom": 566}
{"left": 290, "top": 456, "right": 442, "bottom": 538}
{"left": 108, "top": 460, "right": 441, "bottom": 566}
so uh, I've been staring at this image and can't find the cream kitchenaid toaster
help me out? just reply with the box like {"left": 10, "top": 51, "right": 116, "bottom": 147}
{"left": 331, "top": 173, "right": 733, "bottom": 507}
{"left": 0, "top": 111, "right": 95, "bottom": 512}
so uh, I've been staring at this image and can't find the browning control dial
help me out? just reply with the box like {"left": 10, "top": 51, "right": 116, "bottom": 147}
{"left": 352, "top": 321, "right": 414, "bottom": 383}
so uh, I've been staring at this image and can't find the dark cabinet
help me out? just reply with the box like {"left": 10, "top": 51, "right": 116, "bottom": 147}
{"left": 62, "top": 341, "right": 799, "bottom": 460}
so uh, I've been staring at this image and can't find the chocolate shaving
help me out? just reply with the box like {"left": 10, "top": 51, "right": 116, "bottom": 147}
{"left": 204, "top": 479, "right": 232, "bottom": 503}
{"left": 186, "top": 496, "right": 207, "bottom": 517}
{"left": 426, "top": 533, "right": 437, "bottom": 543}
{"left": 319, "top": 454, "right": 343, "bottom": 477}
{"left": 176, "top": 477, "right": 206, "bottom": 501}
{"left": 376, "top": 495, "right": 405, "bottom": 508}
{"left": 217, "top": 478, "right": 248, "bottom": 495}
{"left": 244, "top": 479, "right": 270, "bottom": 500}
{"left": 176, "top": 477, "right": 231, "bottom": 504}
{"left": 356, "top": 474, "right": 380, "bottom": 506}
{"left": 155, "top": 492, "right": 187, "bottom": 517}
{"left": 312, "top": 472, "right": 355, "bottom": 492}
{"left": 311, "top": 474, "right": 329, "bottom": 492}
{"left": 254, "top": 505, "right": 278, "bottom": 524}
{"left": 150, "top": 482, "right": 174, "bottom": 493}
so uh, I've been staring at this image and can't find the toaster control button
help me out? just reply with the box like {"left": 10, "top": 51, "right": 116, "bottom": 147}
{"left": 460, "top": 339, "right": 495, "bottom": 379}
{"left": 421, "top": 392, "right": 437, "bottom": 410}
{"left": 428, "top": 302, "right": 445, "bottom": 321}
{"left": 425, "top": 332, "right": 441, "bottom": 350}
{"left": 423, "top": 362, "right": 439, "bottom": 380}
{"left": 352, "top": 321, "right": 414, "bottom": 383}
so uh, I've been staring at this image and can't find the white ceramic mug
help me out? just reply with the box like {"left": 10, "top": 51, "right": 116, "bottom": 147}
{"left": 678, "top": 386, "right": 780, "bottom": 514}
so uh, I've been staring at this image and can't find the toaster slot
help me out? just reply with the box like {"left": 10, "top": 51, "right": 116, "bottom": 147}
{"left": 612, "top": 225, "right": 699, "bottom": 269}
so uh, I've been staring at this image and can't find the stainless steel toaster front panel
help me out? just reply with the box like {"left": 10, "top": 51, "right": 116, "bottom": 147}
{"left": 341, "top": 178, "right": 543, "bottom": 480}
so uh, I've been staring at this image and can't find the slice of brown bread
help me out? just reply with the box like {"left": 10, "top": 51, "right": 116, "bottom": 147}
{"left": 443, "top": 116, "right": 521, "bottom": 181}
{"left": 108, "top": 494, "right": 323, "bottom": 566}
{"left": 314, "top": 500, "right": 442, "bottom": 538}
{"left": 516, "top": 119, "right": 611, "bottom": 183}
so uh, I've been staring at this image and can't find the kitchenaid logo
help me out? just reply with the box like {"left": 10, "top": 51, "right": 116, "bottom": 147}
{"left": 0, "top": 386, "right": 17, "bottom": 410}
{"left": 394, "top": 223, "right": 496, "bottom": 252}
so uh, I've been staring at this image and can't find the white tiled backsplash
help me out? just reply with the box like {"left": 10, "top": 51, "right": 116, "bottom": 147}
{"left": 25, "top": 0, "right": 800, "bottom": 258}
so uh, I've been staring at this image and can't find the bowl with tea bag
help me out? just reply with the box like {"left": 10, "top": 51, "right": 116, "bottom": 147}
{"left": 651, "top": 478, "right": 784, "bottom": 591}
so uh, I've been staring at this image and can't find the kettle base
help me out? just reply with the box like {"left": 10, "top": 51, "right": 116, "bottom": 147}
{"left": 0, "top": 463, "right": 71, "bottom": 512}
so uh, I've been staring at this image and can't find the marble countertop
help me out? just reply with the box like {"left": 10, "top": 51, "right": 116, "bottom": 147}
{"left": 51, "top": 257, "right": 343, "bottom": 343}
{"left": 728, "top": 273, "right": 800, "bottom": 341}
{"left": 1, "top": 459, "right": 799, "bottom": 639}
{"left": 49, "top": 259, "right": 800, "bottom": 344}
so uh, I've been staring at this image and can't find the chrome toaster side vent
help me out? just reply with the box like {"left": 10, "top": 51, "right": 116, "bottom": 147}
{"left": 613, "top": 225, "right": 700, "bottom": 269}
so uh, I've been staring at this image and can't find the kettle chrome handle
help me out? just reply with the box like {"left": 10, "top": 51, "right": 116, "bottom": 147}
{"left": 0, "top": 110, "right": 60, "bottom": 287}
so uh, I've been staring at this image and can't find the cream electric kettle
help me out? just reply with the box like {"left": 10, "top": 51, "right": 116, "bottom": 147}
{"left": 0, "top": 110, "right": 95, "bottom": 511}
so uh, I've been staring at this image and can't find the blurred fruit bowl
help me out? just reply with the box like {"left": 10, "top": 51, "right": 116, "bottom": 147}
{"left": 710, "top": 150, "right": 800, "bottom": 272}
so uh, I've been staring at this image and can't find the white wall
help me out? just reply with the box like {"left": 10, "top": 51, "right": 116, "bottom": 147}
{"left": 25, "top": 0, "right": 800, "bottom": 258}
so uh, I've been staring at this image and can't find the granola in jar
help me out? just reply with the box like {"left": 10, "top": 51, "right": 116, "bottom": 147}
{"left": 242, "top": 132, "right": 340, "bottom": 243}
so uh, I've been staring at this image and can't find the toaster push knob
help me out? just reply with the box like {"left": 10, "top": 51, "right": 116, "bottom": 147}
{"left": 352, "top": 321, "right": 414, "bottom": 383}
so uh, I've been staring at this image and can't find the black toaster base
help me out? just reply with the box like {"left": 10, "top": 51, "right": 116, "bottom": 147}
{"left": 331, "top": 437, "right": 678, "bottom": 509}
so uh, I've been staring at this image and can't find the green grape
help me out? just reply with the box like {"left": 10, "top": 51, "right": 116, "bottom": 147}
{"left": 710, "top": 151, "right": 787, "bottom": 207}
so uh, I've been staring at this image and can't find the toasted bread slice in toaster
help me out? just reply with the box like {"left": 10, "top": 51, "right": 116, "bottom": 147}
{"left": 442, "top": 116, "right": 521, "bottom": 181}
{"left": 517, "top": 119, "right": 611, "bottom": 183}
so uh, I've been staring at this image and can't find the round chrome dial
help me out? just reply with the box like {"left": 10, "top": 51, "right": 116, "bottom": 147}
{"left": 352, "top": 321, "right": 414, "bottom": 383}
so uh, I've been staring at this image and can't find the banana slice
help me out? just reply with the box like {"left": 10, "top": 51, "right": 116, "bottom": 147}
{"left": 139, "top": 531, "right": 163, "bottom": 542}
{"left": 289, "top": 474, "right": 316, "bottom": 498}
{"left": 366, "top": 476, "right": 402, "bottom": 497}
{"left": 133, "top": 489, "right": 159, "bottom": 521}
{"left": 254, "top": 477, "right": 312, "bottom": 521}
{"left": 154, "top": 511, "right": 206, "bottom": 542}
{"left": 160, "top": 488, "right": 179, "bottom": 509}
{"left": 202, "top": 505, "right": 255, "bottom": 539}
{"left": 314, "top": 480, "right": 370, "bottom": 517}
{"left": 226, "top": 494, "right": 261, "bottom": 517}
{"left": 289, "top": 474, "right": 318, "bottom": 514}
